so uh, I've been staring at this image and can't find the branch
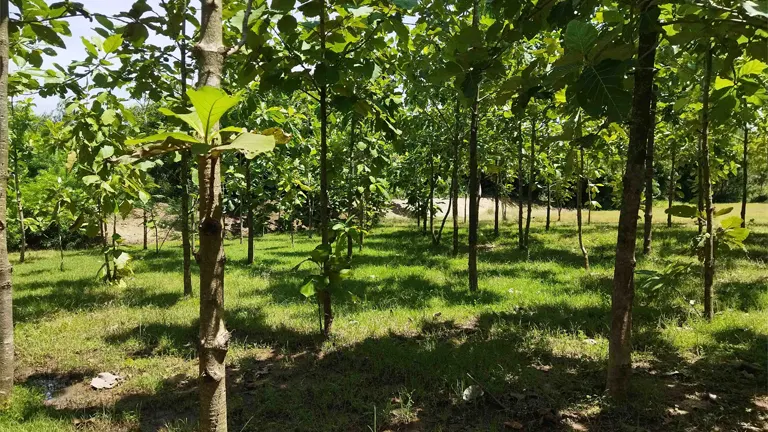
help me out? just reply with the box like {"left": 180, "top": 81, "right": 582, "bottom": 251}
{"left": 226, "top": 0, "right": 255, "bottom": 57}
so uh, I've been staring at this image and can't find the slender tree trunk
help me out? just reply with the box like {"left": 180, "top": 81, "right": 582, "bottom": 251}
{"left": 143, "top": 208, "right": 148, "bottom": 250}
{"left": 517, "top": 122, "right": 524, "bottom": 250}
{"left": 503, "top": 201, "right": 507, "bottom": 220}
{"left": 577, "top": 146, "right": 589, "bottom": 271}
{"left": 546, "top": 181, "right": 551, "bottom": 231}
{"left": 642, "top": 92, "right": 658, "bottom": 254}
{"left": 239, "top": 203, "right": 243, "bottom": 245}
{"left": 58, "top": 221, "right": 64, "bottom": 272}
{"left": 494, "top": 159, "right": 500, "bottom": 237}
{"left": 154, "top": 209, "right": 159, "bottom": 254}
{"left": 452, "top": 98, "right": 460, "bottom": 256}
{"left": 524, "top": 117, "right": 535, "bottom": 249}
{"left": 429, "top": 143, "right": 435, "bottom": 240}
{"left": 741, "top": 124, "right": 748, "bottom": 228}
{"left": 697, "top": 156, "right": 704, "bottom": 234}
{"left": 179, "top": 1, "right": 193, "bottom": 296}
{"left": 347, "top": 116, "right": 356, "bottom": 258}
{"left": 467, "top": 0, "right": 480, "bottom": 293}
{"left": 246, "top": 160, "right": 254, "bottom": 264}
{"left": 196, "top": 1, "right": 228, "bottom": 429}
{"left": 317, "top": 0, "right": 333, "bottom": 336}
{"left": 558, "top": 205, "right": 562, "bottom": 221}
{"left": 463, "top": 181, "right": 468, "bottom": 223}
{"left": 701, "top": 45, "right": 715, "bottom": 322}
{"left": 667, "top": 144, "right": 676, "bottom": 227}
{"left": 606, "top": 0, "right": 658, "bottom": 398}
{"left": 11, "top": 145, "right": 23, "bottom": 263}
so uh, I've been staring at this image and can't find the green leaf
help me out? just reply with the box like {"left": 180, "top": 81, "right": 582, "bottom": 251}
{"left": 575, "top": 59, "right": 631, "bottom": 122}
{"left": 743, "top": 1, "right": 768, "bottom": 18}
{"left": 81, "top": 37, "right": 99, "bottom": 56}
{"left": 98, "top": 145, "right": 114, "bottom": 159}
{"left": 714, "top": 77, "right": 734, "bottom": 90}
{"left": 739, "top": 59, "right": 767, "bottom": 76}
{"left": 720, "top": 215, "right": 743, "bottom": 230}
{"left": 82, "top": 175, "right": 101, "bottom": 185}
{"left": 393, "top": 0, "right": 418, "bottom": 10}
{"left": 186, "top": 86, "right": 242, "bottom": 141}
{"left": 126, "top": 132, "right": 202, "bottom": 146}
{"left": 665, "top": 204, "right": 698, "bottom": 218}
{"left": 103, "top": 34, "right": 123, "bottom": 54}
{"left": 138, "top": 190, "right": 151, "bottom": 204}
{"left": 215, "top": 133, "right": 275, "bottom": 158}
{"left": 309, "top": 244, "right": 332, "bottom": 263}
{"left": 101, "top": 109, "right": 116, "bottom": 125}
{"left": 271, "top": 0, "right": 295, "bottom": 12}
{"left": 158, "top": 108, "right": 205, "bottom": 137}
{"left": 564, "top": 20, "right": 598, "bottom": 55}
{"left": 114, "top": 251, "right": 131, "bottom": 270}
{"left": 713, "top": 206, "right": 733, "bottom": 217}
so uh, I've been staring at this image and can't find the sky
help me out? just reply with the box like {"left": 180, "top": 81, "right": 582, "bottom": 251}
{"left": 20, "top": 0, "right": 168, "bottom": 113}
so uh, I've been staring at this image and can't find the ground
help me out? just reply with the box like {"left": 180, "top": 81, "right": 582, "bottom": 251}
{"left": 2, "top": 203, "right": 767, "bottom": 431}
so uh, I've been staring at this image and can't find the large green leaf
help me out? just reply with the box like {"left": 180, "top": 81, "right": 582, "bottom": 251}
{"left": 575, "top": 59, "right": 631, "bottom": 122}
{"left": 665, "top": 204, "right": 698, "bottom": 218}
{"left": 564, "top": 20, "right": 598, "bottom": 55}
{"left": 739, "top": 59, "right": 767, "bottom": 76}
{"left": 103, "top": 34, "right": 123, "bottom": 54}
{"left": 158, "top": 108, "right": 205, "bottom": 138}
{"left": 215, "top": 133, "right": 275, "bottom": 158}
{"left": 126, "top": 132, "right": 202, "bottom": 146}
{"left": 186, "top": 86, "right": 242, "bottom": 141}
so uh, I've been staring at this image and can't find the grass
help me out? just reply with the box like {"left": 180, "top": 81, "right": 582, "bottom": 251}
{"left": 2, "top": 202, "right": 767, "bottom": 431}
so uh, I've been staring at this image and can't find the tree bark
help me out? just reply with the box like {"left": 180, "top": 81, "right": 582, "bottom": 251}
{"left": 741, "top": 124, "right": 748, "bottom": 228}
{"left": 577, "top": 146, "right": 589, "bottom": 271}
{"left": 0, "top": 0, "right": 14, "bottom": 403}
{"left": 517, "top": 122, "right": 524, "bottom": 250}
{"left": 246, "top": 159, "right": 253, "bottom": 264}
{"left": 143, "top": 208, "right": 148, "bottom": 250}
{"left": 347, "top": 115, "right": 356, "bottom": 258}
{"left": 494, "top": 158, "right": 500, "bottom": 237}
{"left": 667, "top": 144, "right": 676, "bottom": 227}
{"left": 179, "top": 1, "right": 193, "bottom": 296}
{"left": 546, "top": 180, "right": 551, "bottom": 231}
{"left": 429, "top": 142, "right": 435, "bottom": 243}
{"left": 10, "top": 132, "right": 23, "bottom": 263}
{"left": 317, "top": 0, "right": 333, "bottom": 336}
{"left": 701, "top": 45, "right": 715, "bottom": 322}
{"left": 196, "top": 1, "right": 228, "bottom": 429}
{"left": 467, "top": 0, "right": 480, "bottom": 293}
{"left": 452, "top": 98, "right": 460, "bottom": 256}
{"left": 642, "top": 91, "right": 658, "bottom": 254}
{"left": 606, "top": 0, "right": 658, "bottom": 398}
{"left": 524, "top": 117, "right": 535, "bottom": 249}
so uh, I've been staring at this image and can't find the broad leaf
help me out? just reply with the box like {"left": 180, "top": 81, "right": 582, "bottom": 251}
{"left": 103, "top": 34, "right": 123, "bottom": 54}
{"left": 564, "top": 20, "right": 598, "bottom": 55}
{"left": 158, "top": 108, "right": 205, "bottom": 138}
{"left": 215, "top": 133, "right": 275, "bottom": 158}
{"left": 186, "top": 86, "right": 242, "bottom": 141}
{"left": 575, "top": 59, "right": 631, "bottom": 122}
{"left": 665, "top": 204, "right": 698, "bottom": 218}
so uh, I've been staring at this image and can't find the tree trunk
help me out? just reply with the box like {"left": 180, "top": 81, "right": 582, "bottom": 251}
{"left": 494, "top": 158, "right": 500, "bottom": 237}
{"left": 546, "top": 181, "right": 551, "bottom": 231}
{"left": 317, "top": 0, "right": 333, "bottom": 336}
{"left": 517, "top": 122, "right": 524, "bottom": 250}
{"left": 741, "top": 124, "right": 748, "bottom": 228}
{"left": 606, "top": 0, "right": 658, "bottom": 398}
{"left": 196, "top": 1, "right": 229, "bottom": 429}
{"left": 452, "top": 98, "right": 460, "bottom": 256}
{"left": 246, "top": 159, "right": 253, "bottom": 264}
{"left": 467, "top": 0, "right": 480, "bottom": 293}
{"left": 667, "top": 144, "right": 676, "bottom": 228}
{"left": 642, "top": 91, "right": 658, "bottom": 254}
{"left": 577, "top": 146, "right": 589, "bottom": 271}
{"left": 463, "top": 181, "right": 468, "bottom": 223}
{"left": 701, "top": 45, "right": 715, "bottom": 322}
{"left": 12, "top": 145, "right": 23, "bottom": 263}
{"left": 143, "top": 208, "right": 149, "bottom": 250}
{"left": 347, "top": 116, "right": 356, "bottom": 258}
{"left": 154, "top": 209, "right": 159, "bottom": 254}
{"left": 179, "top": 2, "right": 193, "bottom": 296}
{"left": 697, "top": 156, "right": 704, "bottom": 234}
{"left": 429, "top": 143, "right": 435, "bottom": 241}
{"left": 524, "top": 117, "right": 535, "bottom": 249}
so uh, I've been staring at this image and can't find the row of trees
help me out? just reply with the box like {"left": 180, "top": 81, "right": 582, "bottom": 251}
{"left": 0, "top": 0, "right": 764, "bottom": 431}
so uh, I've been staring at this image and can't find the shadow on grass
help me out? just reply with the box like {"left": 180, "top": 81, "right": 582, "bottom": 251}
{"left": 11, "top": 298, "right": 766, "bottom": 431}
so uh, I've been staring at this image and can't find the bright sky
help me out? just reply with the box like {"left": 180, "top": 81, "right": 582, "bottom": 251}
{"left": 24, "top": 0, "right": 168, "bottom": 113}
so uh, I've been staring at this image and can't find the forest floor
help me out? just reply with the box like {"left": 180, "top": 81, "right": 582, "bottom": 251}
{"left": 2, "top": 202, "right": 767, "bottom": 431}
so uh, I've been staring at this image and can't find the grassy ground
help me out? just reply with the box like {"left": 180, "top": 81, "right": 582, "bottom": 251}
{"left": 2, "top": 203, "right": 767, "bottom": 431}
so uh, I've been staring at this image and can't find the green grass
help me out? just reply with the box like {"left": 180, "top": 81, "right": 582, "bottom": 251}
{"left": 2, "top": 203, "right": 767, "bottom": 431}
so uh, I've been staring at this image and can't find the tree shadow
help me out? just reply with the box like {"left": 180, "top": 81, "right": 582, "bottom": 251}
{"left": 13, "top": 276, "right": 116, "bottom": 323}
